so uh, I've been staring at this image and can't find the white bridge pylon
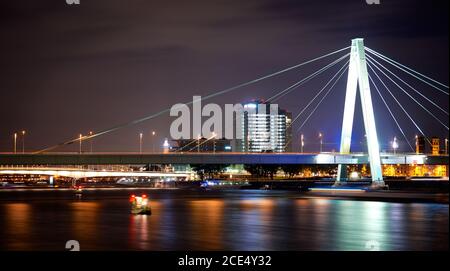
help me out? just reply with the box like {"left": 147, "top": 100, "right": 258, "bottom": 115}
{"left": 336, "top": 38, "right": 384, "bottom": 185}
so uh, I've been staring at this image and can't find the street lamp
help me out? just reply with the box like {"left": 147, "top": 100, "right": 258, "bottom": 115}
{"left": 319, "top": 133, "right": 323, "bottom": 153}
{"left": 415, "top": 135, "right": 419, "bottom": 154}
{"left": 151, "top": 131, "right": 156, "bottom": 152}
{"left": 13, "top": 133, "right": 17, "bottom": 154}
{"left": 300, "top": 134, "right": 304, "bottom": 153}
{"left": 79, "top": 134, "right": 83, "bottom": 154}
{"left": 21, "top": 130, "right": 26, "bottom": 153}
{"left": 392, "top": 136, "right": 399, "bottom": 155}
{"left": 139, "top": 133, "right": 143, "bottom": 154}
{"left": 89, "top": 131, "right": 93, "bottom": 153}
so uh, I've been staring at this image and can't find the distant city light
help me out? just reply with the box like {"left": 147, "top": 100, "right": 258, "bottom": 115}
{"left": 163, "top": 138, "right": 170, "bottom": 148}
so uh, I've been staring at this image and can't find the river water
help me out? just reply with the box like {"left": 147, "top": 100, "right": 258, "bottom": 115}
{"left": 0, "top": 189, "right": 447, "bottom": 251}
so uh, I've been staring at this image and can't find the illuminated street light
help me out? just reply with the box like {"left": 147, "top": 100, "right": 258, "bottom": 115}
{"left": 13, "top": 133, "right": 17, "bottom": 154}
{"left": 300, "top": 134, "right": 304, "bottom": 153}
{"left": 21, "top": 130, "right": 26, "bottom": 154}
{"left": 415, "top": 135, "right": 419, "bottom": 154}
{"left": 392, "top": 136, "right": 399, "bottom": 155}
{"left": 89, "top": 131, "right": 93, "bottom": 153}
{"left": 139, "top": 133, "right": 143, "bottom": 154}
{"left": 151, "top": 131, "right": 156, "bottom": 153}
{"left": 79, "top": 134, "right": 83, "bottom": 154}
{"left": 319, "top": 132, "right": 323, "bottom": 153}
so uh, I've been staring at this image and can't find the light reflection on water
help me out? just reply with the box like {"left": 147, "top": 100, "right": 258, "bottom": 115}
{"left": 4, "top": 203, "right": 32, "bottom": 250}
{"left": 0, "top": 190, "right": 447, "bottom": 251}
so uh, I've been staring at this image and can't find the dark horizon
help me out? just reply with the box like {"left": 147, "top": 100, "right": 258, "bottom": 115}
{"left": 1, "top": 0, "right": 448, "bottom": 153}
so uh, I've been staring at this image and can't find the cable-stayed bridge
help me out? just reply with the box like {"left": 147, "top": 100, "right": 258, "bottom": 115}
{"left": 1, "top": 39, "right": 448, "bottom": 186}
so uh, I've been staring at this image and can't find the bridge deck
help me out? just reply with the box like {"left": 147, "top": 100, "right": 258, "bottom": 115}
{"left": 0, "top": 152, "right": 447, "bottom": 165}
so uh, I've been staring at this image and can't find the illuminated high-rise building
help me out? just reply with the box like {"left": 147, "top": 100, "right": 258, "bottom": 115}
{"left": 239, "top": 100, "right": 291, "bottom": 152}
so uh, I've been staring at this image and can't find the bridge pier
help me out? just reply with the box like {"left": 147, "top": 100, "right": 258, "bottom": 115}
{"left": 336, "top": 38, "right": 384, "bottom": 186}
{"left": 334, "top": 164, "right": 348, "bottom": 185}
{"left": 334, "top": 164, "right": 387, "bottom": 190}
{"left": 369, "top": 180, "right": 387, "bottom": 190}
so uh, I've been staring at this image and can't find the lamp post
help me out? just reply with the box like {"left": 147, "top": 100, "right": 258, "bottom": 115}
{"left": 392, "top": 136, "right": 398, "bottom": 155}
{"left": 89, "top": 131, "right": 93, "bottom": 153}
{"left": 300, "top": 134, "right": 304, "bottom": 153}
{"left": 151, "top": 131, "right": 156, "bottom": 152}
{"left": 13, "top": 133, "right": 17, "bottom": 154}
{"left": 319, "top": 133, "right": 323, "bottom": 153}
{"left": 415, "top": 135, "right": 418, "bottom": 154}
{"left": 197, "top": 134, "right": 201, "bottom": 153}
{"left": 79, "top": 134, "right": 83, "bottom": 154}
{"left": 21, "top": 130, "right": 26, "bottom": 153}
{"left": 139, "top": 133, "right": 143, "bottom": 154}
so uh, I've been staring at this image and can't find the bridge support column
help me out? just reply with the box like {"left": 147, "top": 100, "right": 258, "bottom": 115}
{"left": 335, "top": 38, "right": 385, "bottom": 188}
{"left": 336, "top": 164, "right": 348, "bottom": 184}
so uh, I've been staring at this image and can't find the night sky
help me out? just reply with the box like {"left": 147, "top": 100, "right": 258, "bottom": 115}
{"left": 0, "top": 0, "right": 448, "bottom": 153}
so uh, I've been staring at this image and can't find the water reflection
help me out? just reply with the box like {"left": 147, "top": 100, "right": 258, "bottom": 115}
{"left": 3, "top": 203, "right": 32, "bottom": 250}
{"left": 188, "top": 200, "right": 224, "bottom": 250}
{"left": 233, "top": 198, "right": 275, "bottom": 250}
{"left": 361, "top": 201, "right": 389, "bottom": 251}
{"left": 70, "top": 202, "right": 100, "bottom": 250}
{"left": 0, "top": 190, "right": 447, "bottom": 251}
{"left": 128, "top": 200, "right": 167, "bottom": 250}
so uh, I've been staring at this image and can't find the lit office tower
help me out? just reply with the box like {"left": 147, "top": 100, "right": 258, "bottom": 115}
{"left": 432, "top": 137, "right": 440, "bottom": 155}
{"left": 240, "top": 100, "right": 292, "bottom": 152}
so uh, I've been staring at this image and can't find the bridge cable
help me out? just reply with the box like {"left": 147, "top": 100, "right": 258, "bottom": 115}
{"left": 35, "top": 46, "right": 350, "bottom": 154}
{"left": 175, "top": 51, "right": 347, "bottom": 153}
{"left": 368, "top": 73, "right": 415, "bottom": 152}
{"left": 179, "top": 52, "right": 350, "bottom": 153}
{"left": 365, "top": 47, "right": 449, "bottom": 94}
{"left": 174, "top": 138, "right": 200, "bottom": 152}
{"left": 291, "top": 59, "right": 350, "bottom": 126}
{"left": 283, "top": 64, "right": 348, "bottom": 150}
{"left": 224, "top": 53, "right": 349, "bottom": 151}
{"left": 280, "top": 61, "right": 348, "bottom": 149}
{"left": 366, "top": 54, "right": 448, "bottom": 116}
{"left": 187, "top": 134, "right": 216, "bottom": 152}
{"left": 267, "top": 53, "right": 349, "bottom": 102}
{"left": 366, "top": 61, "right": 432, "bottom": 146}
{"left": 296, "top": 65, "right": 348, "bottom": 133}
{"left": 366, "top": 58, "right": 449, "bottom": 130}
